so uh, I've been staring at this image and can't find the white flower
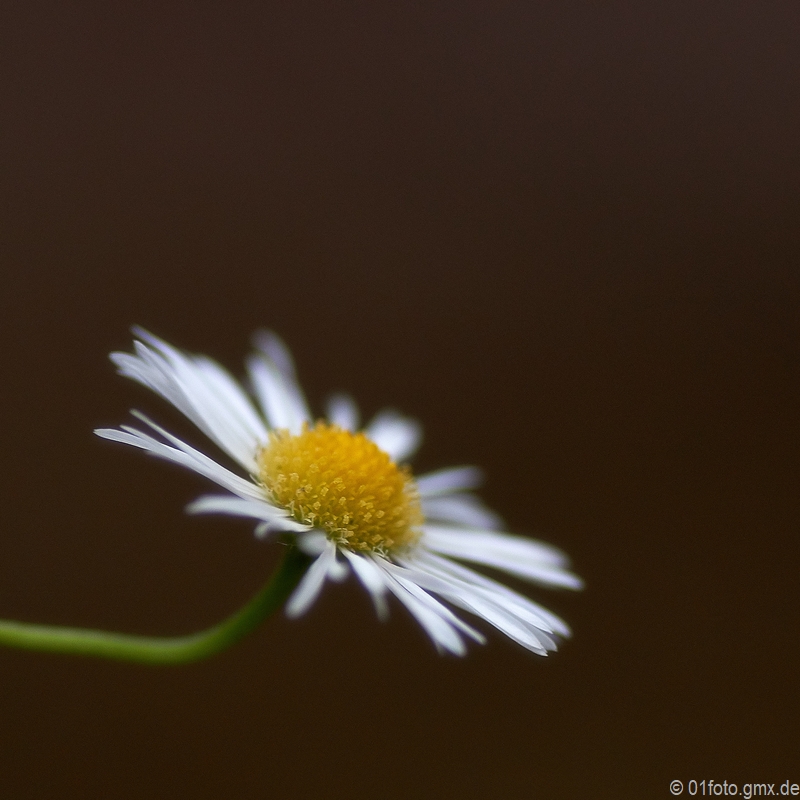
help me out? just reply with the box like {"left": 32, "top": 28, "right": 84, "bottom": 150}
{"left": 96, "top": 329, "right": 582, "bottom": 656}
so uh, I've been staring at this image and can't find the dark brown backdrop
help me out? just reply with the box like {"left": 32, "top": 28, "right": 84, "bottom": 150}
{"left": 2, "top": 3, "right": 798, "bottom": 798}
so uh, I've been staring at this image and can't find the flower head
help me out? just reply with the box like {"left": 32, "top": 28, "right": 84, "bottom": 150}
{"left": 96, "top": 329, "right": 582, "bottom": 656}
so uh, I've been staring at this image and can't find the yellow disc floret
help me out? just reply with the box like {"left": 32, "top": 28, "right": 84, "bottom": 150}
{"left": 257, "top": 422, "right": 423, "bottom": 555}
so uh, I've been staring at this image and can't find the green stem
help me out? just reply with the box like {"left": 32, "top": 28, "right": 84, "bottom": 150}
{"left": 0, "top": 545, "right": 311, "bottom": 665}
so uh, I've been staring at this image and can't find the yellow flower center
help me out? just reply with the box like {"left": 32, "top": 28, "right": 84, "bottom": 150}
{"left": 257, "top": 422, "right": 423, "bottom": 555}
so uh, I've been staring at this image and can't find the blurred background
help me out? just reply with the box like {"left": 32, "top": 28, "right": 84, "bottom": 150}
{"left": 2, "top": 2, "right": 798, "bottom": 797}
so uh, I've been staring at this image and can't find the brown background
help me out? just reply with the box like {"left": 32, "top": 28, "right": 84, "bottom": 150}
{"left": 2, "top": 3, "right": 798, "bottom": 798}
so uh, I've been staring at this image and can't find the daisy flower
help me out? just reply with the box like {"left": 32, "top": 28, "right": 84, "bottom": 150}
{"left": 96, "top": 329, "right": 582, "bottom": 656}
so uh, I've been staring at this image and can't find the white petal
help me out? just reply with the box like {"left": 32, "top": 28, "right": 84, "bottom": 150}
{"left": 296, "top": 530, "right": 328, "bottom": 556}
{"left": 293, "top": 533, "right": 346, "bottom": 581}
{"left": 373, "top": 559, "right": 484, "bottom": 655}
{"left": 95, "top": 424, "right": 265, "bottom": 501}
{"left": 386, "top": 582, "right": 466, "bottom": 655}
{"left": 393, "top": 554, "right": 562, "bottom": 654}
{"left": 249, "top": 330, "right": 312, "bottom": 432}
{"left": 421, "top": 494, "right": 504, "bottom": 530}
{"left": 186, "top": 494, "right": 309, "bottom": 532}
{"left": 285, "top": 540, "right": 341, "bottom": 617}
{"left": 365, "top": 410, "right": 422, "bottom": 462}
{"left": 247, "top": 356, "right": 310, "bottom": 434}
{"left": 326, "top": 394, "right": 360, "bottom": 431}
{"left": 116, "top": 329, "right": 267, "bottom": 472}
{"left": 342, "top": 550, "right": 390, "bottom": 621}
{"left": 286, "top": 542, "right": 336, "bottom": 617}
{"left": 416, "top": 466, "right": 483, "bottom": 497}
{"left": 327, "top": 555, "right": 348, "bottom": 582}
{"left": 252, "top": 330, "right": 297, "bottom": 382}
{"left": 423, "top": 525, "right": 583, "bottom": 589}
{"left": 191, "top": 356, "right": 270, "bottom": 454}
{"left": 412, "top": 549, "right": 572, "bottom": 637}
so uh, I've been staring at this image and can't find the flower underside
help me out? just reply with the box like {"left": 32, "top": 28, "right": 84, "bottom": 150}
{"left": 257, "top": 422, "right": 423, "bottom": 555}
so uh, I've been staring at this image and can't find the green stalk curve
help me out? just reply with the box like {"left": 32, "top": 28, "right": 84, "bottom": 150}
{"left": 0, "top": 545, "right": 311, "bottom": 665}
